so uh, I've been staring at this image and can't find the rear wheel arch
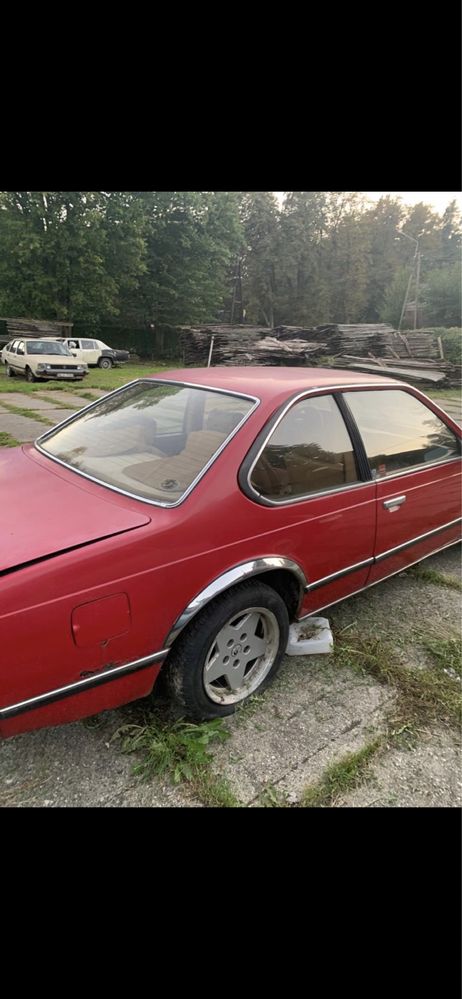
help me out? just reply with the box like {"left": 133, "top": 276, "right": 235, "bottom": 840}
{"left": 163, "top": 557, "right": 307, "bottom": 651}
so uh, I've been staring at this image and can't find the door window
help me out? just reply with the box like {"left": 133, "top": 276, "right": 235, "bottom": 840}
{"left": 343, "top": 390, "right": 460, "bottom": 477}
{"left": 250, "top": 394, "right": 359, "bottom": 500}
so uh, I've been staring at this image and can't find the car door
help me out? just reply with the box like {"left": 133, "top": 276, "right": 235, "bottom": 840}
{"left": 5, "top": 341, "right": 18, "bottom": 368}
{"left": 342, "top": 387, "right": 462, "bottom": 583}
{"left": 14, "top": 341, "right": 26, "bottom": 374}
{"left": 243, "top": 391, "right": 377, "bottom": 614}
{"left": 81, "top": 339, "right": 100, "bottom": 365}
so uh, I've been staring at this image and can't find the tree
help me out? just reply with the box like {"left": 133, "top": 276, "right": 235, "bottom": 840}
{"left": 237, "top": 192, "right": 280, "bottom": 326}
{"left": 275, "top": 192, "right": 330, "bottom": 325}
{"left": 0, "top": 191, "right": 146, "bottom": 323}
{"left": 421, "top": 262, "right": 462, "bottom": 327}
{"left": 126, "top": 192, "right": 242, "bottom": 326}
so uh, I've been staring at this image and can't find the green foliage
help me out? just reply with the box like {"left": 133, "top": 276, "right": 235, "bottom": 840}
{"left": 113, "top": 708, "right": 241, "bottom": 806}
{"left": 426, "top": 328, "right": 462, "bottom": 364}
{"left": 0, "top": 431, "right": 20, "bottom": 446}
{"left": 421, "top": 264, "right": 462, "bottom": 327}
{"left": 301, "top": 740, "right": 382, "bottom": 807}
{"left": 0, "top": 190, "right": 460, "bottom": 333}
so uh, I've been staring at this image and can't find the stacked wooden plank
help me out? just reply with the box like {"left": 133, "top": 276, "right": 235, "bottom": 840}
{"left": 179, "top": 326, "right": 326, "bottom": 367}
{"left": 0, "top": 317, "right": 74, "bottom": 339}
{"left": 179, "top": 326, "right": 269, "bottom": 366}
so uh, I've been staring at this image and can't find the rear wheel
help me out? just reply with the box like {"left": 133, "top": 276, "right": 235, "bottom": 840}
{"left": 165, "top": 580, "right": 289, "bottom": 720}
{"left": 5, "top": 365, "right": 15, "bottom": 378}
{"left": 98, "top": 356, "right": 113, "bottom": 369}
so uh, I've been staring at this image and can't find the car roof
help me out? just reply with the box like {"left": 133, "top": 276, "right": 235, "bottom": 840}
{"left": 147, "top": 366, "right": 405, "bottom": 403}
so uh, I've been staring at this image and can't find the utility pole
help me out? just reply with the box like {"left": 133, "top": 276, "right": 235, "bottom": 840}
{"left": 396, "top": 229, "right": 420, "bottom": 331}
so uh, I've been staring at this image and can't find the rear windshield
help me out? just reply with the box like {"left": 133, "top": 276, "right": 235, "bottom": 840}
{"left": 39, "top": 380, "right": 255, "bottom": 505}
{"left": 26, "top": 341, "right": 72, "bottom": 355}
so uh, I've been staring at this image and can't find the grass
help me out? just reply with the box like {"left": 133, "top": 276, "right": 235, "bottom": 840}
{"left": 0, "top": 361, "right": 180, "bottom": 396}
{"left": 420, "top": 637, "right": 462, "bottom": 678}
{"left": 335, "top": 634, "right": 462, "bottom": 731}
{"left": 428, "top": 388, "right": 462, "bottom": 403}
{"left": 0, "top": 431, "right": 20, "bottom": 447}
{"left": 301, "top": 739, "right": 382, "bottom": 807}
{"left": 0, "top": 401, "right": 54, "bottom": 425}
{"left": 112, "top": 710, "right": 240, "bottom": 807}
{"left": 407, "top": 565, "right": 462, "bottom": 591}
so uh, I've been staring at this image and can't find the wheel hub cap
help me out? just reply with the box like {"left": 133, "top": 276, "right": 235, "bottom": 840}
{"left": 203, "top": 606, "right": 280, "bottom": 706}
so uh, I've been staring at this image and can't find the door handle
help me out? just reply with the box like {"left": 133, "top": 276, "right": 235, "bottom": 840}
{"left": 383, "top": 495, "right": 406, "bottom": 510}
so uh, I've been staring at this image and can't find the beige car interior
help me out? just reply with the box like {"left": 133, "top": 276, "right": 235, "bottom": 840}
{"left": 79, "top": 408, "right": 245, "bottom": 499}
{"left": 252, "top": 405, "right": 358, "bottom": 498}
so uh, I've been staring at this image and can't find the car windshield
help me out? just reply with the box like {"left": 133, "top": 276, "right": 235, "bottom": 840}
{"left": 38, "top": 380, "right": 255, "bottom": 505}
{"left": 26, "top": 341, "right": 73, "bottom": 356}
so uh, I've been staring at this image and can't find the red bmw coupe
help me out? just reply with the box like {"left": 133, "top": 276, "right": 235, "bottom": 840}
{"left": 1, "top": 367, "right": 460, "bottom": 738}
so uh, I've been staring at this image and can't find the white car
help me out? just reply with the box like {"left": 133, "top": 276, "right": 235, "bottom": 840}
{"left": 58, "top": 338, "right": 130, "bottom": 369}
{"left": 2, "top": 339, "right": 88, "bottom": 382}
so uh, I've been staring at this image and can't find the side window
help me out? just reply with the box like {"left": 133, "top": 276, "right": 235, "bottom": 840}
{"left": 343, "top": 389, "right": 460, "bottom": 477}
{"left": 9, "top": 341, "right": 17, "bottom": 353}
{"left": 17, "top": 341, "right": 25, "bottom": 356}
{"left": 81, "top": 340, "right": 95, "bottom": 349}
{"left": 251, "top": 394, "right": 359, "bottom": 500}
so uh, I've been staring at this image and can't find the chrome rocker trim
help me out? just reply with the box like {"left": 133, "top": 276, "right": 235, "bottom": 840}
{"left": 0, "top": 649, "right": 170, "bottom": 721}
{"left": 164, "top": 556, "right": 308, "bottom": 647}
{"left": 302, "top": 517, "right": 461, "bottom": 593}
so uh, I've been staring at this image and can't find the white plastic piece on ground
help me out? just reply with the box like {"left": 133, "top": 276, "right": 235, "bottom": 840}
{"left": 285, "top": 617, "right": 334, "bottom": 656}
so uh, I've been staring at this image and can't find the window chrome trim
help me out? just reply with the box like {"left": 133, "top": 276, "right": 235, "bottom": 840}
{"left": 298, "top": 536, "right": 461, "bottom": 621}
{"left": 0, "top": 649, "right": 170, "bottom": 721}
{"left": 35, "top": 378, "right": 260, "bottom": 509}
{"left": 304, "top": 558, "right": 374, "bottom": 592}
{"left": 164, "top": 556, "right": 308, "bottom": 646}
{"left": 372, "top": 455, "right": 461, "bottom": 483}
{"left": 244, "top": 382, "right": 399, "bottom": 507}
{"left": 375, "top": 517, "right": 462, "bottom": 562}
{"left": 244, "top": 382, "right": 461, "bottom": 507}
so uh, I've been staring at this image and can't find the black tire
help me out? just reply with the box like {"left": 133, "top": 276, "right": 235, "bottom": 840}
{"left": 5, "top": 365, "right": 15, "bottom": 378}
{"left": 165, "top": 580, "right": 290, "bottom": 720}
{"left": 98, "top": 356, "right": 113, "bottom": 369}
{"left": 26, "top": 367, "right": 36, "bottom": 383}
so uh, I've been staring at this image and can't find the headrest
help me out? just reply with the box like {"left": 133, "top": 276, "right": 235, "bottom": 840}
{"left": 205, "top": 408, "right": 245, "bottom": 434}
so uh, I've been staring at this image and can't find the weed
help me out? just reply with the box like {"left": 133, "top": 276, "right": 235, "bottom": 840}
{"left": 1, "top": 402, "right": 54, "bottom": 425}
{"left": 258, "top": 785, "right": 289, "bottom": 807}
{"left": 0, "top": 431, "right": 20, "bottom": 447}
{"left": 420, "top": 637, "right": 462, "bottom": 678}
{"left": 407, "top": 565, "right": 462, "bottom": 591}
{"left": 301, "top": 739, "right": 382, "bottom": 807}
{"left": 336, "top": 636, "right": 461, "bottom": 729}
{"left": 113, "top": 711, "right": 240, "bottom": 806}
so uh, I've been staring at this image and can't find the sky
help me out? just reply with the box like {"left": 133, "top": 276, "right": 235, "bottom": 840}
{"left": 273, "top": 192, "right": 461, "bottom": 215}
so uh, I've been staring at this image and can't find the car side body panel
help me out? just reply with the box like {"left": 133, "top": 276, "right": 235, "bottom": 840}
{"left": 0, "top": 369, "right": 460, "bottom": 737}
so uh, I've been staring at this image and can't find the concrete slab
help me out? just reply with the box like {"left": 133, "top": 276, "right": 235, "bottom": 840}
{"left": 0, "top": 413, "right": 48, "bottom": 442}
{"left": 0, "top": 392, "right": 64, "bottom": 410}
{"left": 212, "top": 659, "right": 392, "bottom": 805}
{"left": 35, "top": 392, "right": 93, "bottom": 409}
{"left": 0, "top": 714, "right": 196, "bottom": 808}
{"left": 336, "top": 729, "right": 462, "bottom": 808}
{"left": 40, "top": 409, "right": 78, "bottom": 424}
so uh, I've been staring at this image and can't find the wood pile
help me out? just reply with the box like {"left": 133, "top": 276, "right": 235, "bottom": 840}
{"left": 0, "top": 317, "right": 74, "bottom": 340}
{"left": 304, "top": 323, "right": 441, "bottom": 360}
{"left": 178, "top": 322, "right": 459, "bottom": 384}
{"left": 179, "top": 326, "right": 326, "bottom": 366}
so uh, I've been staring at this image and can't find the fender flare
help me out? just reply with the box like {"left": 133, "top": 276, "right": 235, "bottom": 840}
{"left": 164, "top": 557, "right": 308, "bottom": 647}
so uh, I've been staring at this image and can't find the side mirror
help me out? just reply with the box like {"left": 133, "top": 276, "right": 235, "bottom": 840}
{"left": 71, "top": 352, "right": 77, "bottom": 357}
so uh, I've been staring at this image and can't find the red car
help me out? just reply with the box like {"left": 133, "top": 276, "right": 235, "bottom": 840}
{"left": 1, "top": 367, "right": 460, "bottom": 739}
